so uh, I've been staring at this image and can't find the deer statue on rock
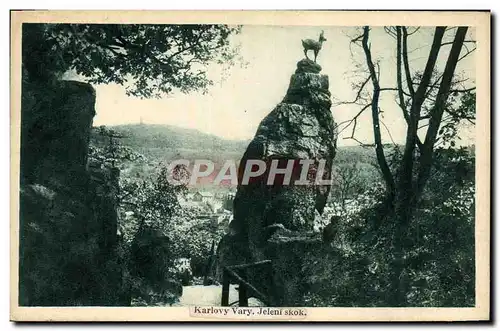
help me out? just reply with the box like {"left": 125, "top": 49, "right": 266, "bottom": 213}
{"left": 301, "top": 30, "right": 327, "bottom": 62}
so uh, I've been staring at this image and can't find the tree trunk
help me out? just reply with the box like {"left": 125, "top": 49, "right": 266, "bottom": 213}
{"left": 390, "top": 27, "right": 467, "bottom": 307}
{"left": 396, "top": 27, "right": 409, "bottom": 123}
{"left": 358, "top": 26, "right": 468, "bottom": 306}
{"left": 396, "top": 27, "right": 446, "bottom": 223}
{"left": 389, "top": 27, "right": 446, "bottom": 306}
{"left": 417, "top": 27, "right": 469, "bottom": 196}
{"left": 362, "top": 26, "right": 396, "bottom": 198}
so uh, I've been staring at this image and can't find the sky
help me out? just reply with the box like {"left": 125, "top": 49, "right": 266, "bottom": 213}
{"left": 88, "top": 25, "right": 476, "bottom": 146}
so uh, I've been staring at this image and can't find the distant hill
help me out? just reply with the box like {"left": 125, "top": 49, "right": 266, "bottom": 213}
{"left": 92, "top": 123, "right": 250, "bottom": 162}
{"left": 108, "top": 124, "right": 248, "bottom": 151}
{"left": 90, "top": 123, "right": 387, "bottom": 190}
{"left": 90, "top": 123, "right": 473, "bottom": 193}
{"left": 91, "top": 123, "right": 381, "bottom": 165}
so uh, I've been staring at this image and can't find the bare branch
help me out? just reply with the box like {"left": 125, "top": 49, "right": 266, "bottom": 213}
{"left": 335, "top": 104, "right": 371, "bottom": 135}
{"left": 457, "top": 46, "right": 476, "bottom": 62}
{"left": 349, "top": 117, "right": 358, "bottom": 140}
{"left": 350, "top": 33, "right": 364, "bottom": 45}
{"left": 449, "top": 86, "right": 476, "bottom": 93}
{"left": 343, "top": 136, "right": 373, "bottom": 148}
{"left": 380, "top": 118, "right": 401, "bottom": 154}
{"left": 402, "top": 27, "right": 415, "bottom": 97}
{"left": 418, "top": 122, "right": 430, "bottom": 130}
{"left": 419, "top": 70, "right": 472, "bottom": 105}
{"left": 384, "top": 26, "right": 398, "bottom": 39}
{"left": 379, "top": 87, "right": 412, "bottom": 97}
{"left": 441, "top": 40, "right": 476, "bottom": 46}
{"left": 407, "top": 27, "right": 421, "bottom": 36}
{"left": 344, "top": 75, "right": 371, "bottom": 105}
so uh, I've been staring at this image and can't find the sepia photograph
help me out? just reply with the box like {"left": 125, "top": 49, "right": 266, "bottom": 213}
{"left": 10, "top": 10, "right": 490, "bottom": 322}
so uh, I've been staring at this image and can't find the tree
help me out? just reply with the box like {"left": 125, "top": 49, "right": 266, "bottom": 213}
{"left": 22, "top": 23, "right": 241, "bottom": 97}
{"left": 89, "top": 126, "right": 144, "bottom": 168}
{"left": 331, "top": 163, "right": 364, "bottom": 217}
{"left": 340, "top": 26, "right": 475, "bottom": 305}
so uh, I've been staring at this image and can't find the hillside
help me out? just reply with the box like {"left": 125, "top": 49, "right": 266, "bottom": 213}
{"left": 92, "top": 123, "right": 381, "bottom": 165}
{"left": 92, "top": 123, "right": 250, "bottom": 163}
{"left": 109, "top": 124, "right": 248, "bottom": 152}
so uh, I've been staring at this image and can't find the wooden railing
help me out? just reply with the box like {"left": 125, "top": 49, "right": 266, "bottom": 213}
{"left": 221, "top": 260, "right": 274, "bottom": 307}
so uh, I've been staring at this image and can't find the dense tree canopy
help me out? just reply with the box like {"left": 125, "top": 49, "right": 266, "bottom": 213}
{"left": 22, "top": 23, "right": 241, "bottom": 97}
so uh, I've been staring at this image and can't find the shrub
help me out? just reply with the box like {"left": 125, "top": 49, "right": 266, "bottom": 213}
{"left": 301, "top": 147, "right": 475, "bottom": 307}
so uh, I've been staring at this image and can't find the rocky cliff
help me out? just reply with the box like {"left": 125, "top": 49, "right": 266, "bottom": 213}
{"left": 19, "top": 80, "right": 129, "bottom": 306}
{"left": 217, "top": 59, "right": 338, "bottom": 305}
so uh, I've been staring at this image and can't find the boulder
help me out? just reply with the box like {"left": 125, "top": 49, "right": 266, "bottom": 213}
{"left": 18, "top": 80, "right": 128, "bottom": 306}
{"left": 217, "top": 59, "right": 338, "bottom": 305}
{"left": 264, "top": 228, "right": 323, "bottom": 306}
{"left": 21, "top": 80, "right": 96, "bottom": 188}
{"left": 295, "top": 58, "right": 322, "bottom": 74}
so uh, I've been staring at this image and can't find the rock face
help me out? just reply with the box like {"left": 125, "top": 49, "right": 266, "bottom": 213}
{"left": 21, "top": 80, "right": 96, "bottom": 189}
{"left": 19, "top": 80, "right": 129, "bottom": 306}
{"left": 217, "top": 59, "right": 337, "bottom": 305}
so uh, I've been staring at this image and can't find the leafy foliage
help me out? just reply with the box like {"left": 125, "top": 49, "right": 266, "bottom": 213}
{"left": 91, "top": 128, "right": 226, "bottom": 304}
{"left": 168, "top": 217, "right": 226, "bottom": 277}
{"left": 119, "top": 166, "right": 187, "bottom": 306}
{"left": 329, "top": 162, "right": 380, "bottom": 216}
{"left": 23, "top": 23, "right": 241, "bottom": 97}
{"left": 303, "top": 146, "right": 475, "bottom": 307}
{"left": 437, "top": 91, "right": 476, "bottom": 147}
{"left": 89, "top": 126, "right": 145, "bottom": 168}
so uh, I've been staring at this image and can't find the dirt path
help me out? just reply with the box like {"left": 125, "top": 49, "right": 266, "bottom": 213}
{"left": 173, "top": 285, "right": 263, "bottom": 307}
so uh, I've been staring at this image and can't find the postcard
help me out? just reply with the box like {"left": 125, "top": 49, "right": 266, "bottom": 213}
{"left": 10, "top": 10, "right": 490, "bottom": 322}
